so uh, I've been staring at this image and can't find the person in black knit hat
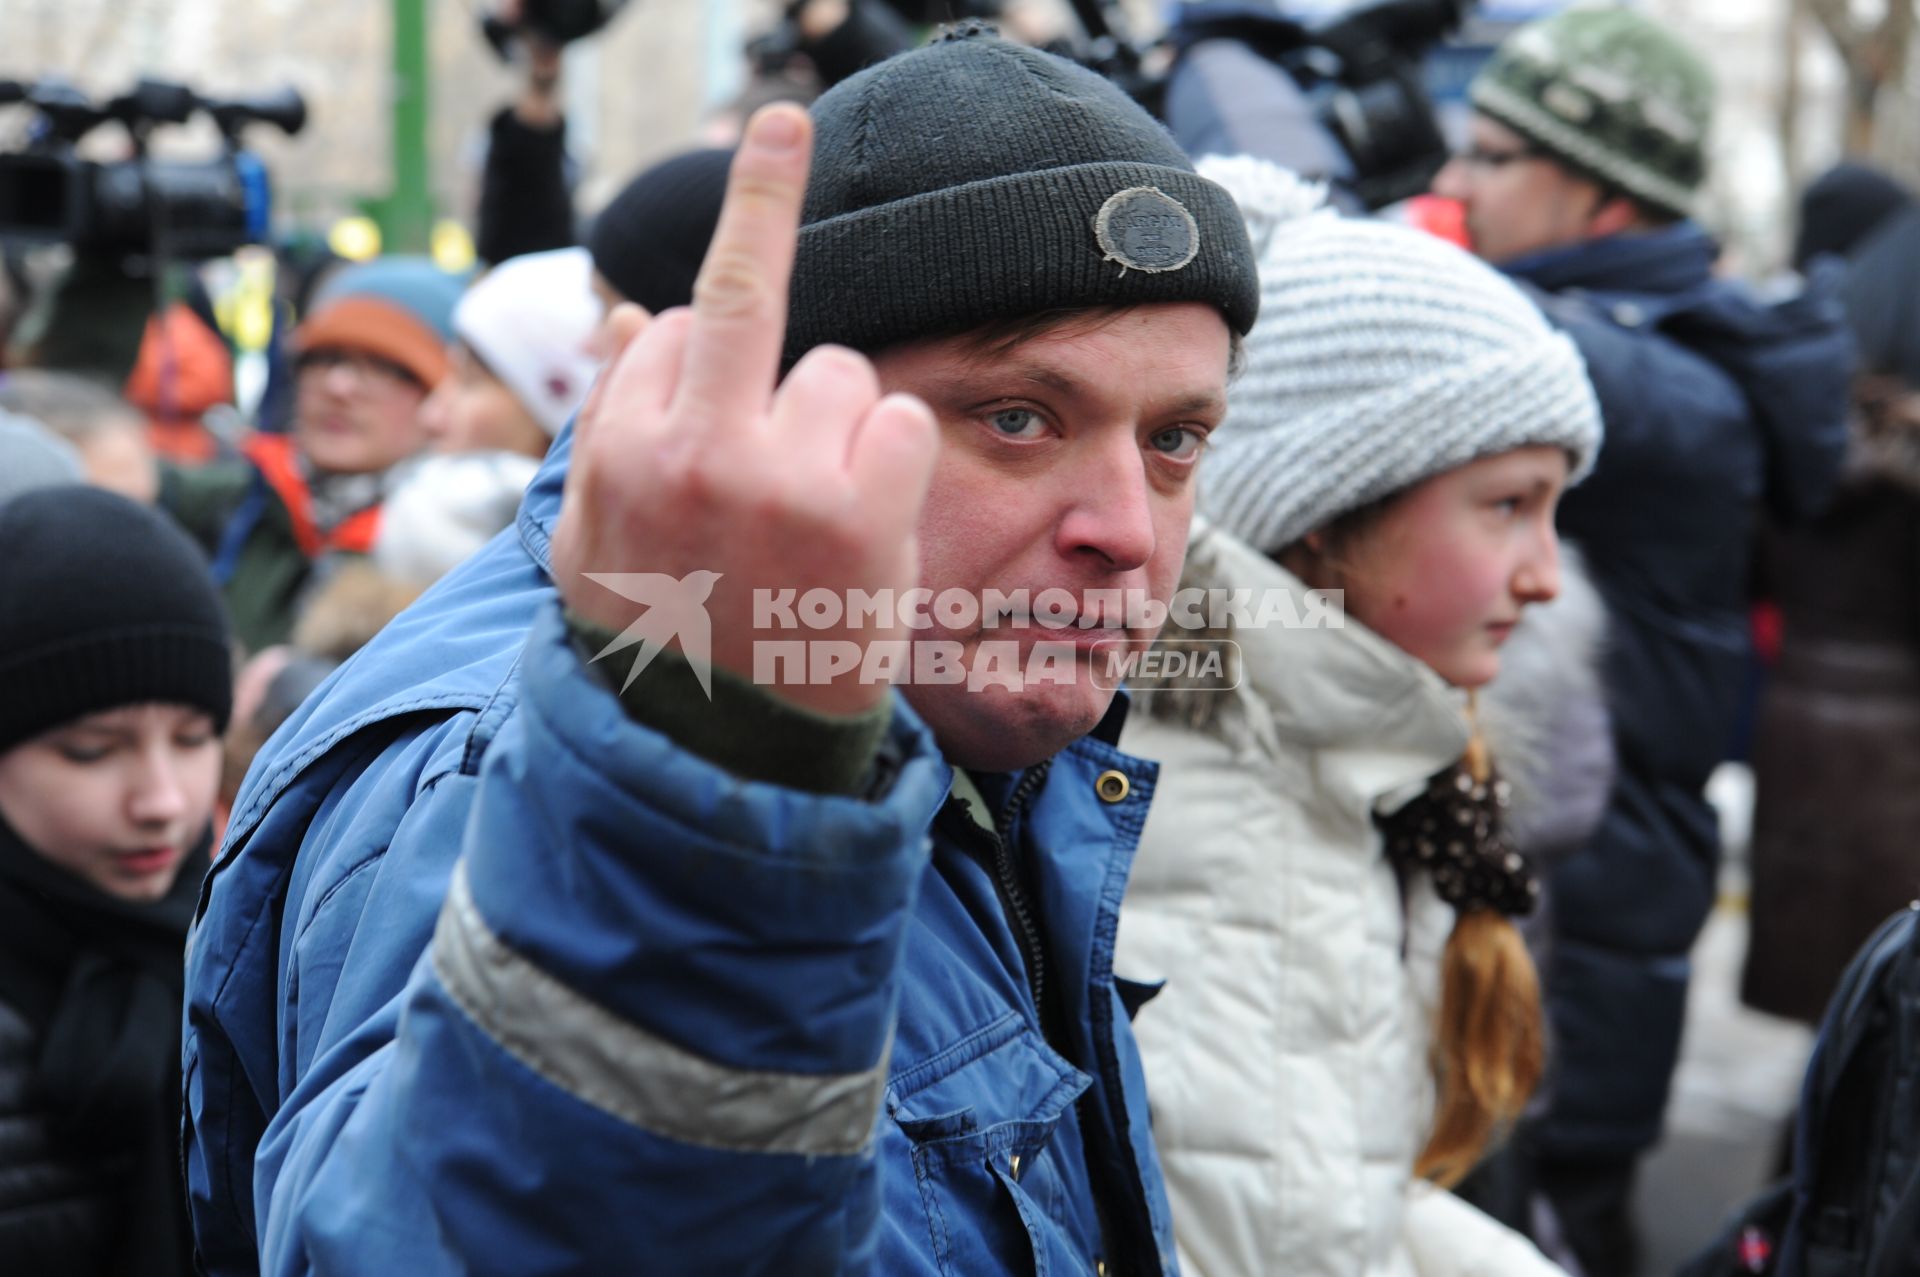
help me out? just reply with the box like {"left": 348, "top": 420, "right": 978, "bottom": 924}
{"left": 0, "top": 485, "right": 233, "bottom": 1277}
{"left": 185, "top": 26, "right": 1260, "bottom": 1272}
{"left": 586, "top": 146, "right": 733, "bottom": 317}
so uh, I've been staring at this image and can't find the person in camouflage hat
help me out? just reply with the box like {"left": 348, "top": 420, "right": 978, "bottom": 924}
{"left": 1430, "top": 10, "right": 1855, "bottom": 1277}
{"left": 1434, "top": 7, "right": 1712, "bottom": 264}
{"left": 1469, "top": 8, "right": 1713, "bottom": 223}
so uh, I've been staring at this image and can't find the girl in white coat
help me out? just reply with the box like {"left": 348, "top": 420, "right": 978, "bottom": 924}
{"left": 1116, "top": 157, "right": 1605, "bottom": 1277}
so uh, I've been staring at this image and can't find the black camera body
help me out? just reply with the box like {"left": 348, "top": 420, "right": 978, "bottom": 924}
{"left": 0, "top": 77, "right": 305, "bottom": 262}
{"left": 481, "top": 0, "right": 634, "bottom": 59}
{"left": 1184, "top": 0, "right": 1464, "bottom": 207}
{"left": 1072, "top": 0, "right": 1468, "bottom": 210}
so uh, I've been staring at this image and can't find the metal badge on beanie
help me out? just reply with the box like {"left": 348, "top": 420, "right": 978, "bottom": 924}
{"left": 1095, "top": 187, "right": 1200, "bottom": 275}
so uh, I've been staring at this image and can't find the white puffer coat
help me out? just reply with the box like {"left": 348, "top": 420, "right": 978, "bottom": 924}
{"left": 1115, "top": 526, "right": 1565, "bottom": 1277}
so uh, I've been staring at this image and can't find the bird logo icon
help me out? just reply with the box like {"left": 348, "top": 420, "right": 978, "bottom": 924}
{"left": 580, "top": 570, "right": 724, "bottom": 698}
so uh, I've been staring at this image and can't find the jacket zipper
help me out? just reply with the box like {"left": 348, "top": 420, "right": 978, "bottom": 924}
{"left": 950, "top": 760, "right": 1138, "bottom": 1274}
{"left": 991, "top": 762, "right": 1052, "bottom": 1021}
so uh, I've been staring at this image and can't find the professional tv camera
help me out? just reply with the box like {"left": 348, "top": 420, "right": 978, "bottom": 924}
{"left": 480, "top": 0, "right": 635, "bottom": 59}
{"left": 1076, "top": 0, "right": 1471, "bottom": 210}
{"left": 0, "top": 76, "right": 306, "bottom": 264}
{"left": 744, "top": 0, "right": 953, "bottom": 88}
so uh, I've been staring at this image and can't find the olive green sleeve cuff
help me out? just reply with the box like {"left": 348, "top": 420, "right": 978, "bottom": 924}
{"left": 565, "top": 611, "right": 891, "bottom": 797}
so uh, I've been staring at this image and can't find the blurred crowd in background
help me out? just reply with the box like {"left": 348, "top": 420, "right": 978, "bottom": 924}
{"left": 1, "top": 2, "right": 1918, "bottom": 1275}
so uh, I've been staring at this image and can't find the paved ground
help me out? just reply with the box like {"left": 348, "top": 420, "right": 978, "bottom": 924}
{"left": 1633, "top": 765, "right": 1816, "bottom": 1275}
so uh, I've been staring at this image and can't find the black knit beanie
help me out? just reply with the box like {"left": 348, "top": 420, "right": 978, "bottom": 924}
{"left": 588, "top": 147, "right": 733, "bottom": 316}
{"left": 0, "top": 486, "right": 233, "bottom": 755}
{"left": 1794, "top": 162, "right": 1915, "bottom": 271}
{"left": 784, "top": 26, "right": 1260, "bottom": 365}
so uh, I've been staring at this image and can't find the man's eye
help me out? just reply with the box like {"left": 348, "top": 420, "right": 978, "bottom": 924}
{"left": 986, "top": 407, "right": 1046, "bottom": 439}
{"left": 57, "top": 744, "right": 112, "bottom": 764}
{"left": 1149, "top": 426, "right": 1205, "bottom": 460}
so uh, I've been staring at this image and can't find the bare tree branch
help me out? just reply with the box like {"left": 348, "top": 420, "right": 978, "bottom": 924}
{"left": 1876, "top": 0, "right": 1916, "bottom": 45}
{"left": 1804, "top": 0, "right": 1859, "bottom": 59}
{"left": 1878, "top": 0, "right": 1916, "bottom": 76}
{"left": 1780, "top": 0, "right": 1807, "bottom": 194}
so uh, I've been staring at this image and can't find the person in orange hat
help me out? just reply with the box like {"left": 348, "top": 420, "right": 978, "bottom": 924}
{"left": 162, "top": 257, "right": 464, "bottom": 654}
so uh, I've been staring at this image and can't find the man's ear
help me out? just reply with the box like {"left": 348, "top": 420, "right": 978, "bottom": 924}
{"left": 1586, "top": 193, "right": 1646, "bottom": 239}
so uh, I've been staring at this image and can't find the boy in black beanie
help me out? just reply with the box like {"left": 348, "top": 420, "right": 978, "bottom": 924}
{"left": 0, "top": 485, "right": 232, "bottom": 1277}
{"left": 187, "top": 28, "right": 1257, "bottom": 1274}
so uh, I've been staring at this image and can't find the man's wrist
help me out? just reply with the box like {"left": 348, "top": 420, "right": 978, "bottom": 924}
{"left": 565, "top": 610, "right": 891, "bottom": 796}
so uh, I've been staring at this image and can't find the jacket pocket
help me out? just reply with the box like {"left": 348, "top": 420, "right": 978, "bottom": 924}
{"left": 888, "top": 1013, "right": 1094, "bottom": 1276}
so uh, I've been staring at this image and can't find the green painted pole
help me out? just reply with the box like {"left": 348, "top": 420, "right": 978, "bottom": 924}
{"left": 373, "top": 0, "right": 434, "bottom": 253}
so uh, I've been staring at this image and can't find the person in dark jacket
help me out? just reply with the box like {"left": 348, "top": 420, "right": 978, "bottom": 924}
{"left": 1790, "top": 162, "right": 1913, "bottom": 274}
{"left": 474, "top": 27, "right": 576, "bottom": 268}
{"left": 1744, "top": 194, "right": 1920, "bottom": 1025}
{"left": 1431, "top": 10, "right": 1854, "bottom": 1275}
{"left": 184, "top": 31, "right": 1260, "bottom": 1274}
{"left": 0, "top": 486, "right": 233, "bottom": 1277}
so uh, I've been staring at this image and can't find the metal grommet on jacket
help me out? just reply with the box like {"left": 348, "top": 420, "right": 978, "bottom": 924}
{"left": 1095, "top": 770, "right": 1130, "bottom": 803}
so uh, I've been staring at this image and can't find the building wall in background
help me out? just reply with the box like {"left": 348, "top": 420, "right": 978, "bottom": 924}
{"left": 1, "top": 0, "right": 1911, "bottom": 272}
{"left": 2, "top": 0, "right": 723, "bottom": 245}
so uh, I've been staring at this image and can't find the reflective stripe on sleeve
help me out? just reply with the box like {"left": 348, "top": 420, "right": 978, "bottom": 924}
{"left": 431, "top": 861, "right": 887, "bottom": 1156}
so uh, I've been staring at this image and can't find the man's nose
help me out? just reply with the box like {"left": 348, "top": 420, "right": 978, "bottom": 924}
{"left": 1431, "top": 159, "right": 1472, "bottom": 201}
{"left": 1056, "top": 437, "right": 1157, "bottom": 572}
{"left": 322, "top": 359, "right": 362, "bottom": 397}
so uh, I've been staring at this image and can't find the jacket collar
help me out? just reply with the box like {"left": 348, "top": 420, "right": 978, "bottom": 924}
{"left": 1187, "top": 525, "right": 1468, "bottom": 800}
{"left": 517, "top": 416, "right": 574, "bottom": 575}
{"left": 1501, "top": 221, "right": 1718, "bottom": 299}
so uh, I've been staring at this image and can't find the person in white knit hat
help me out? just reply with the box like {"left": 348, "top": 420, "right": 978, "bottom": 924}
{"left": 418, "top": 247, "right": 602, "bottom": 460}
{"left": 1116, "top": 154, "right": 1603, "bottom": 1277}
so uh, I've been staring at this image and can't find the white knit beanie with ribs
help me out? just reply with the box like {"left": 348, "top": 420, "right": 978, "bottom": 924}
{"left": 1196, "top": 154, "right": 1603, "bottom": 555}
{"left": 453, "top": 247, "right": 603, "bottom": 438}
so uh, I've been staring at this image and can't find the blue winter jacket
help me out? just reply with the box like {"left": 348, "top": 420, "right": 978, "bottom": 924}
{"left": 1502, "top": 225, "right": 1853, "bottom": 1162}
{"left": 181, "top": 425, "right": 1181, "bottom": 1275}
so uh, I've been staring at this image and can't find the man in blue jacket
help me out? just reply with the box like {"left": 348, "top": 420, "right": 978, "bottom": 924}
{"left": 1432, "top": 11, "right": 1852, "bottom": 1275}
{"left": 183, "top": 28, "right": 1259, "bottom": 1275}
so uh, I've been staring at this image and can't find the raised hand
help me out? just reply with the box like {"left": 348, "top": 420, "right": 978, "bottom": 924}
{"left": 550, "top": 105, "right": 941, "bottom": 718}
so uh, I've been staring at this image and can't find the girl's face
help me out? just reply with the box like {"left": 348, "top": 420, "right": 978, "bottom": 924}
{"left": 0, "top": 703, "right": 221, "bottom": 903}
{"left": 1326, "top": 446, "right": 1569, "bottom": 688}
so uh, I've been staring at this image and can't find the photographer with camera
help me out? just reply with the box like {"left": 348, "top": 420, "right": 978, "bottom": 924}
{"left": 473, "top": 0, "right": 654, "bottom": 269}
{"left": 1136, "top": 0, "right": 1467, "bottom": 214}
{"left": 0, "top": 76, "right": 303, "bottom": 376}
{"left": 474, "top": 2, "right": 583, "bottom": 266}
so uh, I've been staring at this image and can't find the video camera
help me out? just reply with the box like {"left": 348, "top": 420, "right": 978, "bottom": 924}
{"left": 481, "top": 0, "right": 635, "bottom": 59}
{"left": 1082, "top": 0, "right": 1469, "bottom": 210}
{"left": 0, "top": 76, "right": 306, "bottom": 262}
{"left": 742, "top": 0, "right": 1467, "bottom": 211}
